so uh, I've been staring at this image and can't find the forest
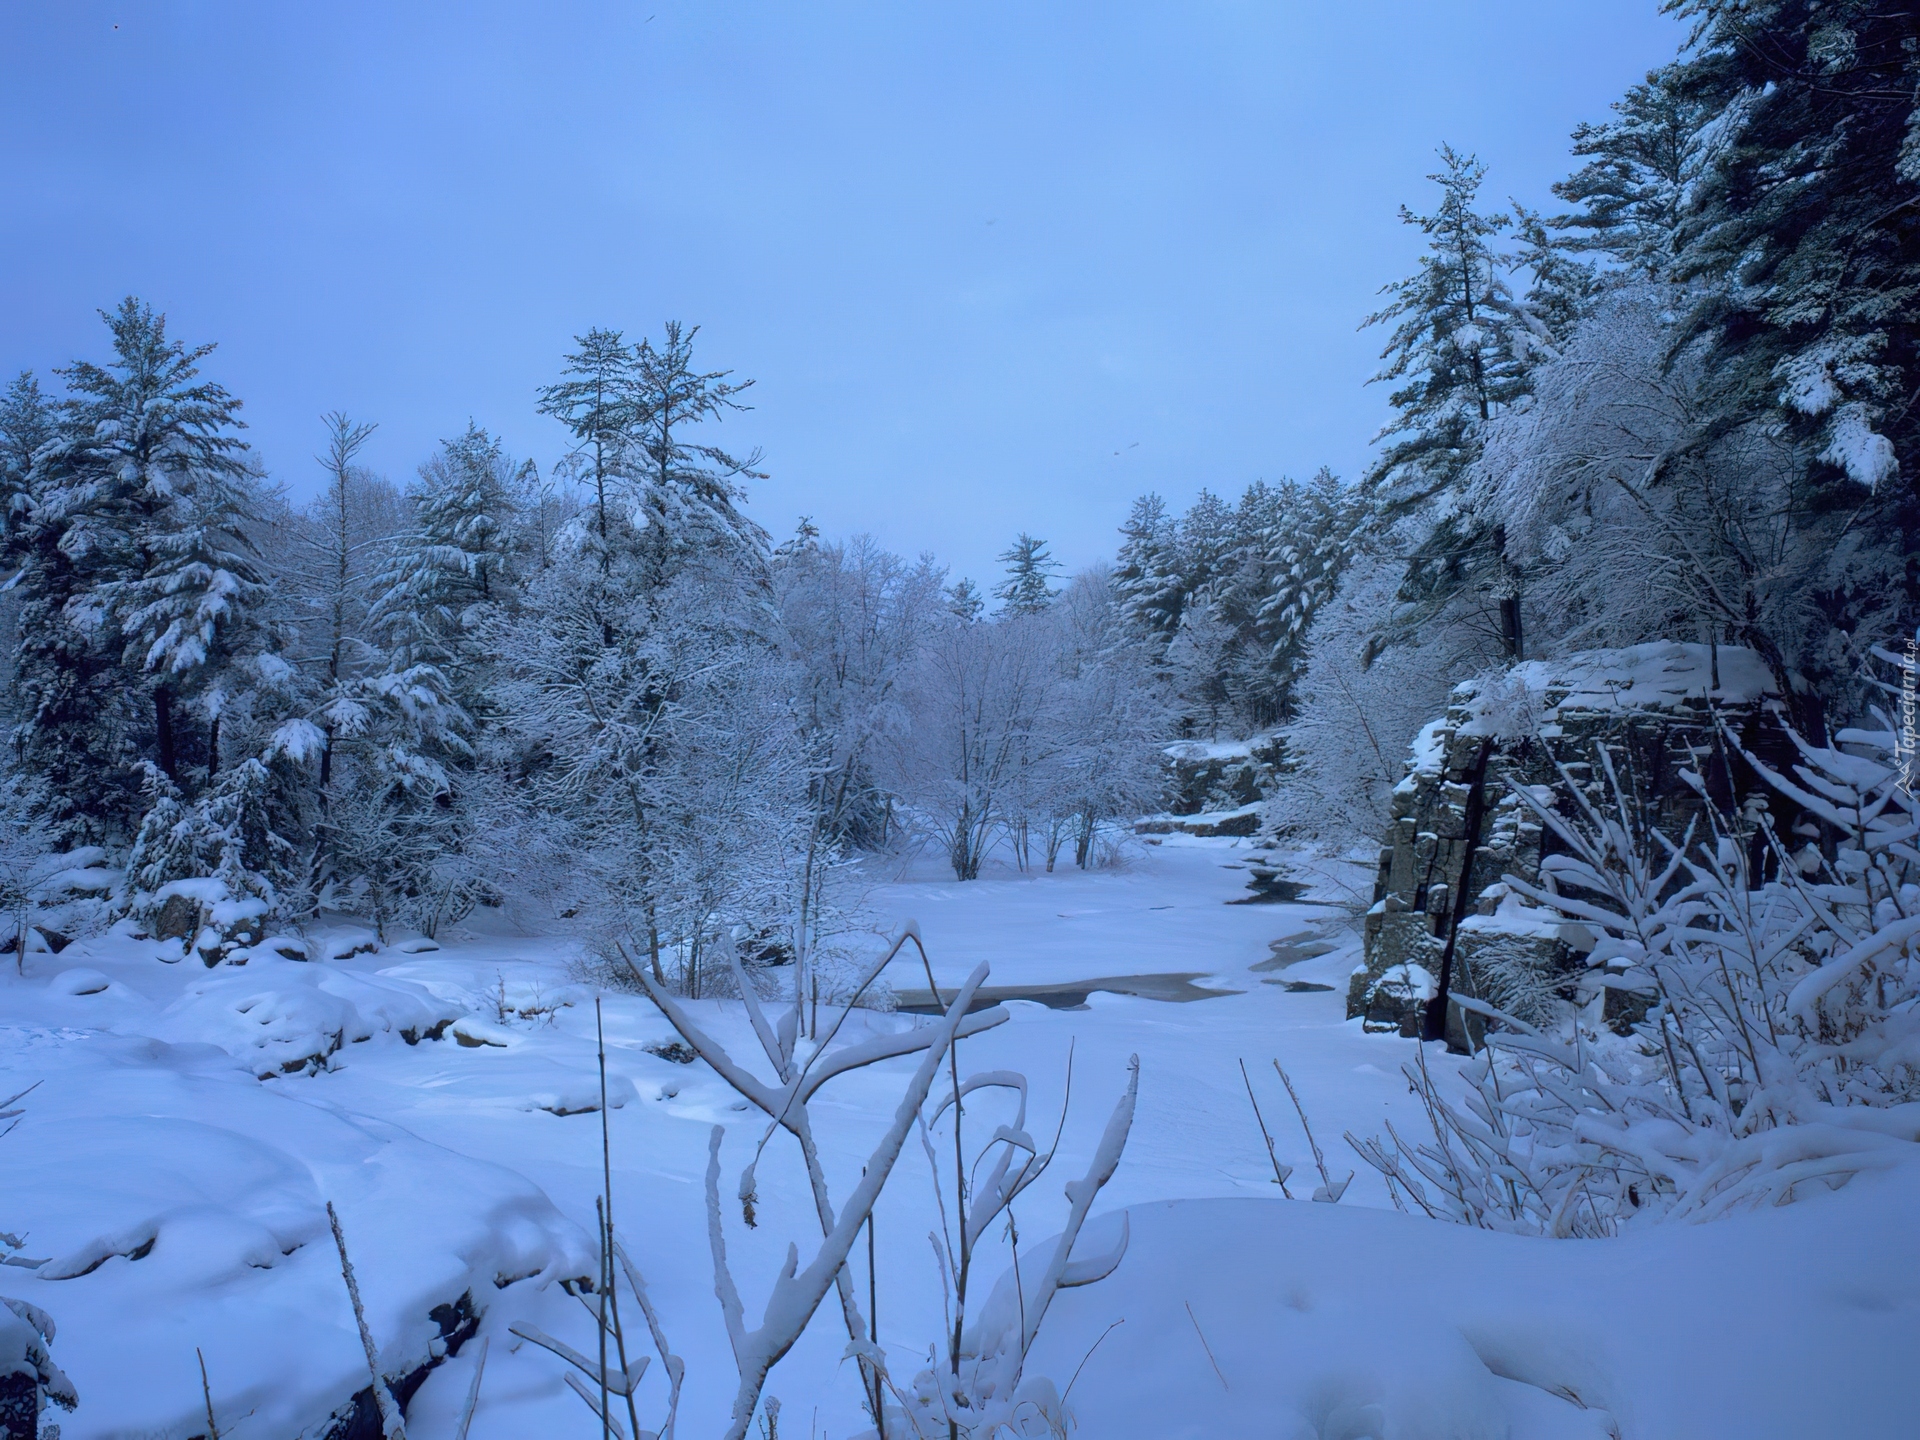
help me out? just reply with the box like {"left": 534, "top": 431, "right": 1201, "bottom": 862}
{"left": 2, "top": 3, "right": 1917, "bottom": 1438}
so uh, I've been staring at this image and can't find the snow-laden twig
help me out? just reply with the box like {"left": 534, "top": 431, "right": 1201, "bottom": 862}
{"left": 623, "top": 922, "right": 1006, "bottom": 1431}
{"left": 1238, "top": 1058, "right": 1294, "bottom": 1197}
{"left": 701, "top": 961, "right": 995, "bottom": 1440}
{"left": 891, "top": 1054, "right": 1140, "bottom": 1440}
{"left": 1272, "top": 1059, "right": 1350, "bottom": 1202}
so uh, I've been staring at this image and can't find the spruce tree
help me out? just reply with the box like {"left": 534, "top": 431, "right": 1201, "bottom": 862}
{"left": 1666, "top": 1, "right": 1920, "bottom": 502}
{"left": 993, "top": 533, "right": 1061, "bottom": 615}
{"left": 11, "top": 300, "right": 260, "bottom": 840}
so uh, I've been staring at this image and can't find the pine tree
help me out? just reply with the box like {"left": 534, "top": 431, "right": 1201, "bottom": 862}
{"left": 773, "top": 516, "right": 821, "bottom": 563}
{"left": 1112, "top": 493, "right": 1181, "bottom": 639}
{"left": 536, "top": 328, "right": 637, "bottom": 547}
{"left": 628, "top": 321, "right": 769, "bottom": 577}
{"left": 369, "top": 422, "right": 519, "bottom": 719}
{"left": 299, "top": 413, "right": 385, "bottom": 791}
{"left": 0, "top": 372, "right": 53, "bottom": 536}
{"left": 945, "top": 577, "right": 986, "bottom": 623}
{"left": 197, "top": 756, "right": 299, "bottom": 908}
{"left": 993, "top": 533, "right": 1061, "bottom": 615}
{"left": 106, "top": 460, "right": 271, "bottom": 779}
{"left": 1509, "top": 204, "right": 1597, "bottom": 364}
{"left": 1258, "top": 468, "right": 1359, "bottom": 715}
{"left": 1360, "top": 149, "right": 1536, "bottom": 662}
{"left": 1552, "top": 64, "right": 1701, "bottom": 275}
{"left": 1362, "top": 146, "right": 1529, "bottom": 521}
{"left": 1113, "top": 492, "right": 1193, "bottom": 644}
{"left": 1174, "top": 489, "right": 1238, "bottom": 599}
{"left": 123, "top": 763, "right": 205, "bottom": 924}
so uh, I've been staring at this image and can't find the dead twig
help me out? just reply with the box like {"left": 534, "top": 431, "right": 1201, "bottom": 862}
{"left": 1184, "top": 1301, "right": 1229, "bottom": 1390}
{"left": 1273, "top": 1059, "right": 1351, "bottom": 1202}
{"left": 326, "top": 1200, "right": 408, "bottom": 1439}
{"left": 1238, "top": 1058, "right": 1294, "bottom": 1197}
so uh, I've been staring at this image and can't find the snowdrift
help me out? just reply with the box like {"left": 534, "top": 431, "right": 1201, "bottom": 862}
{"left": 1010, "top": 1178, "right": 1919, "bottom": 1440}
{"left": 1, "top": 967, "right": 594, "bottom": 1440}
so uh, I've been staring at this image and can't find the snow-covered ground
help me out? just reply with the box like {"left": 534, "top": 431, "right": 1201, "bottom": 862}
{"left": 3, "top": 835, "right": 1914, "bottom": 1439}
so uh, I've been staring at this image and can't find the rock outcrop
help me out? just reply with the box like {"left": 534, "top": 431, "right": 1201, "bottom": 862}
{"left": 1136, "top": 736, "right": 1287, "bottom": 837}
{"left": 1351, "top": 642, "right": 1798, "bottom": 1046}
{"left": 1161, "top": 736, "right": 1288, "bottom": 816}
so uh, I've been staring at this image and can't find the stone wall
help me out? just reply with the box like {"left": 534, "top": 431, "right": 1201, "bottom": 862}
{"left": 1350, "top": 642, "right": 1797, "bottom": 1045}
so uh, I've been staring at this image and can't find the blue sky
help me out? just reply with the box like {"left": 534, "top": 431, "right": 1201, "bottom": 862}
{"left": 1, "top": 2, "right": 1684, "bottom": 587}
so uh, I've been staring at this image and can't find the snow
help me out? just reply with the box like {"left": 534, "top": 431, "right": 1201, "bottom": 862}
{"left": 1163, "top": 737, "right": 1262, "bottom": 762}
{"left": 1, "top": 838, "right": 1914, "bottom": 1438}
{"left": 1405, "top": 717, "right": 1450, "bottom": 778}
{"left": 1014, "top": 1172, "right": 1918, "bottom": 1439}
{"left": 1447, "top": 641, "right": 1776, "bottom": 744}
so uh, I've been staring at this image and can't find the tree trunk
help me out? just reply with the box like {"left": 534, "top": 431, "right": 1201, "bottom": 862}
{"left": 154, "top": 684, "right": 177, "bottom": 781}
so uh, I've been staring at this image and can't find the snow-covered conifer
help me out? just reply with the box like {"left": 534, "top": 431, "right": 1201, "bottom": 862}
{"left": 10, "top": 301, "right": 261, "bottom": 840}
{"left": 1362, "top": 146, "right": 1528, "bottom": 523}
{"left": 992, "top": 533, "right": 1060, "bottom": 616}
{"left": 1111, "top": 492, "right": 1182, "bottom": 640}
{"left": 1551, "top": 64, "right": 1701, "bottom": 275}
{"left": 1357, "top": 149, "right": 1539, "bottom": 663}
{"left": 369, "top": 422, "right": 520, "bottom": 720}
{"left": 536, "top": 327, "right": 638, "bottom": 548}
{"left": 945, "top": 576, "right": 985, "bottom": 623}
{"left": 0, "top": 372, "right": 53, "bottom": 537}
{"left": 1258, "top": 467, "right": 1359, "bottom": 715}
{"left": 627, "top": 321, "right": 769, "bottom": 577}
{"left": 1663, "top": 2, "right": 1919, "bottom": 498}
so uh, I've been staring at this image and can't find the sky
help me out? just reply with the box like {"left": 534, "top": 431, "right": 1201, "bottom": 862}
{"left": 0, "top": 1, "right": 1687, "bottom": 588}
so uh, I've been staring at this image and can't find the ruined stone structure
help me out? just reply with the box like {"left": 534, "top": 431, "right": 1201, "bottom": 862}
{"left": 1350, "top": 642, "right": 1792, "bottom": 1046}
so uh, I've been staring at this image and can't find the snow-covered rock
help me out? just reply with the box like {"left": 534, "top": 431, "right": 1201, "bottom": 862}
{"left": 149, "top": 958, "right": 460, "bottom": 1076}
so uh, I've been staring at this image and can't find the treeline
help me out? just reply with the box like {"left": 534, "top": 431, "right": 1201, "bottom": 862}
{"left": 0, "top": 312, "right": 1169, "bottom": 994}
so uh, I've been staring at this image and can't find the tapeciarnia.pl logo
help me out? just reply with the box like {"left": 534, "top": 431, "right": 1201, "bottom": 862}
{"left": 1897, "top": 631, "right": 1918, "bottom": 800}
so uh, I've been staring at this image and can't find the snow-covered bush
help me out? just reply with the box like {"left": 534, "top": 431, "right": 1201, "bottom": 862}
{"left": 1352, "top": 676, "right": 1920, "bottom": 1234}
{"left": 121, "top": 759, "right": 302, "bottom": 964}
